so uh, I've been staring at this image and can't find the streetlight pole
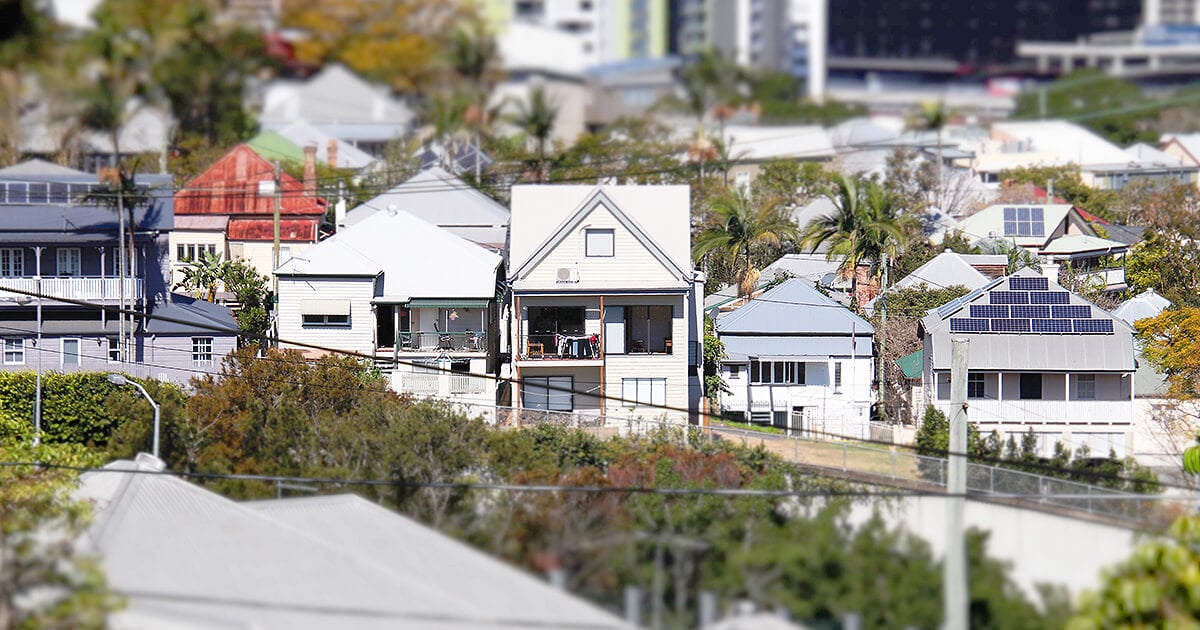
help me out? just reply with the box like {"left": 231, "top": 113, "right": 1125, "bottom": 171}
{"left": 107, "top": 374, "right": 160, "bottom": 459}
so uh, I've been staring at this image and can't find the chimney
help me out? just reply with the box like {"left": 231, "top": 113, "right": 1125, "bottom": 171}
{"left": 303, "top": 144, "right": 317, "bottom": 197}
{"left": 327, "top": 138, "right": 338, "bottom": 169}
{"left": 1042, "top": 262, "right": 1061, "bottom": 283}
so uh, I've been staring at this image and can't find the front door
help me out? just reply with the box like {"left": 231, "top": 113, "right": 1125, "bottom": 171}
{"left": 376, "top": 304, "right": 395, "bottom": 348}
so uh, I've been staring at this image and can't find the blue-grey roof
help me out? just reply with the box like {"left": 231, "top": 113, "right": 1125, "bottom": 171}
{"left": 716, "top": 278, "right": 874, "bottom": 336}
{"left": 0, "top": 169, "right": 174, "bottom": 243}
{"left": 143, "top": 293, "right": 239, "bottom": 336}
{"left": 721, "top": 335, "right": 872, "bottom": 361}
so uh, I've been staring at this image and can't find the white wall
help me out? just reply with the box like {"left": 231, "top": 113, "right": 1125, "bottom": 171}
{"left": 277, "top": 276, "right": 375, "bottom": 355}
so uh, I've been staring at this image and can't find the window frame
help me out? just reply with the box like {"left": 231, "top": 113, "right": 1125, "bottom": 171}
{"left": 61, "top": 338, "right": 81, "bottom": 367}
{"left": 301, "top": 313, "right": 351, "bottom": 327}
{"left": 749, "top": 360, "right": 806, "bottom": 385}
{"left": 1019, "top": 373, "right": 1043, "bottom": 400}
{"left": 584, "top": 228, "right": 615, "bottom": 257}
{"left": 967, "top": 373, "right": 986, "bottom": 399}
{"left": 833, "top": 362, "right": 843, "bottom": 391}
{"left": 56, "top": 247, "right": 81, "bottom": 277}
{"left": 107, "top": 337, "right": 120, "bottom": 363}
{"left": 192, "top": 337, "right": 214, "bottom": 365}
{"left": 1075, "top": 374, "right": 1096, "bottom": 400}
{"left": 522, "top": 376, "right": 574, "bottom": 411}
{"left": 0, "top": 248, "right": 24, "bottom": 277}
{"left": 622, "top": 377, "right": 666, "bottom": 407}
{"left": 3, "top": 338, "right": 25, "bottom": 365}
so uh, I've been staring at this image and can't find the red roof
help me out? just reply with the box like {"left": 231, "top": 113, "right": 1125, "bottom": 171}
{"left": 227, "top": 218, "right": 320, "bottom": 242}
{"left": 175, "top": 145, "right": 326, "bottom": 217}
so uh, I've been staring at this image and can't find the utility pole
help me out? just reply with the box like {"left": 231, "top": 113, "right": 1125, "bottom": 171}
{"left": 877, "top": 251, "right": 888, "bottom": 418}
{"left": 272, "top": 163, "right": 282, "bottom": 348}
{"left": 944, "top": 338, "right": 969, "bottom": 630}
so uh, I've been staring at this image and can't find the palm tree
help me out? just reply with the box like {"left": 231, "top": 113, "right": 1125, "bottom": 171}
{"left": 800, "top": 175, "right": 912, "bottom": 299}
{"left": 511, "top": 86, "right": 557, "bottom": 182}
{"left": 693, "top": 189, "right": 799, "bottom": 298}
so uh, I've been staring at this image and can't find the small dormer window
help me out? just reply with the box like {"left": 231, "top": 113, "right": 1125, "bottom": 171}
{"left": 585, "top": 229, "right": 614, "bottom": 257}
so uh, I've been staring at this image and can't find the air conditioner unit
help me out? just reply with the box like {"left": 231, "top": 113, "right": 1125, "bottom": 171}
{"left": 556, "top": 267, "right": 579, "bottom": 283}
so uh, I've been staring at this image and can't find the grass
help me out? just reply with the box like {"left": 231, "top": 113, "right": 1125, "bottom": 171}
{"left": 705, "top": 420, "right": 922, "bottom": 480}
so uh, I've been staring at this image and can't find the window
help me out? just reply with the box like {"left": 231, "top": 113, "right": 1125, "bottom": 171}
{"left": 624, "top": 305, "right": 673, "bottom": 353}
{"left": 302, "top": 314, "right": 350, "bottom": 326}
{"left": 61, "top": 338, "right": 81, "bottom": 367}
{"left": 585, "top": 229, "right": 615, "bottom": 257}
{"left": 1019, "top": 373, "right": 1043, "bottom": 400}
{"left": 56, "top": 248, "right": 81, "bottom": 276}
{"left": 0, "top": 248, "right": 23, "bottom": 277}
{"left": 749, "top": 360, "right": 805, "bottom": 385}
{"left": 528, "top": 306, "right": 585, "bottom": 352}
{"left": 3, "top": 338, "right": 24, "bottom": 364}
{"left": 1002, "top": 206, "right": 1045, "bottom": 237}
{"left": 728, "top": 364, "right": 741, "bottom": 378}
{"left": 522, "top": 376, "right": 573, "bottom": 411}
{"left": 1076, "top": 374, "right": 1096, "bottom": 400}
{"left": 622, "top": 377, "right": 666, "bottom": 407}
{"left": 834, "top": 362, "right": 843, "bottom": 390}
{"left": 177, "top": 243, "right": 196, "bottom": 262}
{"left": 192, "top": 337, "right": 214, "bottom": 365}
{"left": 107, "top": 337, "right": 120, "bottom": 363}
{"left": 967, "top": 373, "right": 985, "bottom": 399}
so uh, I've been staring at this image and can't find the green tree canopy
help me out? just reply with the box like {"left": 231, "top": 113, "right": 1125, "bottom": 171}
{"left": 693, "top": 188, "right": 799, "bottom": 298}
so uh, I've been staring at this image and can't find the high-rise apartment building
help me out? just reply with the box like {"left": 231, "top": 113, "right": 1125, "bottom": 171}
{"left": 482, "top": 0, "right": 668, "bottom": 68}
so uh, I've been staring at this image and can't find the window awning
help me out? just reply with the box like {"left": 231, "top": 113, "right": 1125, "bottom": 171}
{"left": 300, "top": 299, "right": 351, "bottom": 316}
{"left": 406, "top": 299, "right": 490, "bottom": 309}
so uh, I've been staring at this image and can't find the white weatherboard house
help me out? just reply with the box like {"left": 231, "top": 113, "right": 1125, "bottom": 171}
{"left": 275, "top": 208, "right": 503, "bottom": 405}
{"left": 715, "top": 278, "right": 875, "bottom": 438}
{"left": 507, "top": 186, "right": 703, "bottom": 424}
{"left": 919, "top": 269, "right": 1136, "bottom": 456}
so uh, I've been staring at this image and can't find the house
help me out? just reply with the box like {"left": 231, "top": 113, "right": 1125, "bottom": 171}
{"left": 862, "top": 250, "right": 1007, "bottom": 316}
{"left": 274, "top": 208, "right": 503, "bottom": 406}
{"left": 1159, "top": 133, "right": 1200, "bottom": 170}
{"left": 714, "top": 278, "right": 875, "bottom": 438}
{"left": 918, "top": 269, "right": 1136, "bottom": 457}
{"left": 975, "top": 121, "right": 1197, "bottom": 190}
{"left": 932, "top": 204, "right": 1096, "bottom": 251}
{"left": 247, "top": 123, "right": 377, "bottom": 172}
{"left": 259, "top": 64, "right": 416, "bottom": 157}
{"left": 342, "top": 167, "right": 510, "bottom": 252}
{"left": 585, "top": 57, "right": 683, "bottom": 129}
{"left": 507, "top": 185, "right": 703, "bottom": 424}
{"left": 76, "top": 454, "right": 633, "bottom": 630}
{"left": 493, "top": 21, "right": 589, "bottom": 146}
{"left": 18, "top": 100, "right": 171, "bottom": 173}
{"left": 0, "top": 161, "right": 237, "bottom": 385}
{"left": 704, "top": 252, "right": 847, "bottom": 313}
{"left": 1039, "top": 234, "right": 1129, "bottom": 292}
{"left": 678, "top": 124, "right": 836, "bottom": 188}
{"left": 172, "top": 144, "right": 326, "bottom": 286}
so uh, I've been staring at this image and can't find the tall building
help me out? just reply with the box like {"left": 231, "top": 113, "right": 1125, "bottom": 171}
{"left": 481, "top": 0, "right": 668, "bottom": 67}
{"left": 1148, "top": 0, "right": 1200, "bottom": 25}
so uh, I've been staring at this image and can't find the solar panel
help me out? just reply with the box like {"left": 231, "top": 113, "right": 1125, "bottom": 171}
{"left": 1052, "top": 305, "right": 1092, "bottom": 319}
{"left": 935, "top": 285, "right": 988, "bottom": 318}
{"left": 1008, "top": 276, "right": 1048, "bottom": 291}
{"left": 1011, "top": 305, "right": 1051, "bottom": 318}
{"left": 970, "top": 305, "right": 1009, "bottom": 318}
{"left": 1032, "top": 319, "right": 1073, "bottom": 333}
{"left": 990, "top": 291, "right": 1029, "bottom": 305}
{"left": 950, "top": 318, "right": 989, "bottom": 332}
{"left": 1030, "top": 291, "right": 1070, "bottom": 304}
{"left": 1074, "top": 319, "right": 1114, "bottom": 333}
{"left": 991, "top": 318, "right": 1031, "bottom": 333}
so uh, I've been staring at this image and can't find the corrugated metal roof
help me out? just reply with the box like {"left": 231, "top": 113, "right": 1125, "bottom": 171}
{"left": 721, "top": 335, "right": 872, "bottom": 362}
{"left": 143, "top": 293, "right": 239, "bottom": 335}
{"left": 1112, "top": 289, "right": 1171, "bottom": 325}
{"left": 345, "top": 167, "right": 509, "bottom": 236}
{"left": 891, "top": 251, "right": 991, "bottom": 292}
{"left": 76, "top": 457, "right": 631, "bottom": 630}
{"left": 0, "top": 172, "right": 174, "bottom": 234}
{"left": 717, "top": 278, "right": 874, "bottom": 336}
{"left": 175, "top": 145, "right": 326, "bottom": 217}
{"left": 227, "top": 218, "right": 319, "bottom": 242}
{"left": 1040, "top": 234, "right": 1127, "bottom": 255}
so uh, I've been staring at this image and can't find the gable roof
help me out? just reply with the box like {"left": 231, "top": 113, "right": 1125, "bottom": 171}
{"left": 717, "top": 278, "right": 873, "bottom": 336}
{"left": 345, "top": 167, "right": 509, "bottom": 250}
{"left": 920, "top": 268, "right": 1135, "bottom": 372}
{"left": 275, "top": 208, "right": 502, "bottom": 301}
{"left": 990, "top": 121, "right": 1132, "bottom": 168}
{"left": 936, "top": 204, "right": 1088, "bottom": 248}
{"left": 0, "top": 172, "right": 174, "bottom": 241}
{"left": 509, "top": 186, "right": 691, "bottom": 285}
{"left": 1125, "top": 142, "right": 1186, "bottom": 168}
{"left": 719, "top": 125, "right": 836, "bottom": 162}
{"left": 0, "top": 158, "right": 88, "bottom": 177}
{"left": 245, "top": 129, "right": 307, "bottom": 164}
{"left": 78, "top": 455, "right": 630, "bottom": 630}
{"left": 275, "top": 121, "right": 377, "bottom": 170}
{"left": 176, "top": 145, "right": 326, "bottom": 217}
{"left": 892, "top": 251, "right": 993, "bottom": 292}
{"left": 1040, "top": 234, "right": 1127, "bottom": 256}
{"left": 1161, "top": 134, "right": 1200, "bottom": 166}
{"left": 143, "top": 293, "right": 240, "bottom": 335}
{"left": 260, "top": 64, "right": 415, "bottom": 140}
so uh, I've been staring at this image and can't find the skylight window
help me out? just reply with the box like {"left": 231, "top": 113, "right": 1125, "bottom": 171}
{"left": 1002, "top": 207, "right": 1044, "bottom": 237}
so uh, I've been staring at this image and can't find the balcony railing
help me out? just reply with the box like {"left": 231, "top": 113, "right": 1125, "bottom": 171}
{"left": 0, "top": 276, "right": 144, "bottom": 303}
{"left": 930, "top": 398, "right": 1133, "bottom": 425}
{"left": 519, "top": 333, "right": 603, "bottom": 360}
{"left": 391, "top": 370, "right": 491, "bottom": 398}
{"left": 380, "top": 330, "right": 487, "bottom": 353}
{"left": 1076, "top": 267, "right": 1125, "bottom": 288}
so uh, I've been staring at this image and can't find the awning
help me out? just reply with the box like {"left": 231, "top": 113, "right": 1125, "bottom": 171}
{"left": 406, "top": 299, "right": 490, "bottom": 309}
{"left": 896, "top": 349, "right": 923, "bottom": 380}
{"left": 300, "top": 299, "right": 350, "bottom": 316}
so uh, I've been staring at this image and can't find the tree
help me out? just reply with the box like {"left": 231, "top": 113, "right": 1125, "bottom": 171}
{"left": 283, "top": 0, "right": 471, "bottom": 93}
{"left": 749, "top": 160, "right": 831, "bottom": 209}
{"left": 1068, "top": 513, "right": 1200, "bottom": 629}
{"left": 997, "top": 163, "right": 1120, "bottom": 222}
{"left": 799, "top": 175, "right": 914, "bottom": 299}
{"left": 510, "top": 86, "right": 558, "bottom": 182}
{"left": 908, "top": 100, "right": 950, "bottom": 192}
{"left": 176, "top": 251, "right": 228, "bottom": 302}
{"left": 1014, "top": 69, "right": 1156, "bottom": 145}
{"left": 702, "top": 316, "right": 727, "bottom": 405}
{"left": 221, "top": 260, "right": 272, "bottom": 345}
{"left": 1136, "top": 307, "right": 1200, "bottom": 399}
{"left": 693, "top": 188, "right": 799, "bottom": 298}
{"left": 0, "top": 0, "right": 55, "bottom": 166}
{"left": 0, "top": 441, "right": 117, "bottom": 628}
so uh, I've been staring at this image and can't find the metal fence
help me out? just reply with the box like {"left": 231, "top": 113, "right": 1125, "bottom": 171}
{"left": 443, "top": 404, "right": 1169, "bottom": 526}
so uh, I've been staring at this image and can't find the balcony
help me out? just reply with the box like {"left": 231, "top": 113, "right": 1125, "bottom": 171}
{"left": 0, "top": 276, "right": 144, "bottom": 304}
{"left": 390, "top": 370, "right": 492, "bottom": 401}
{"left": 377, "top": 330, "right": 486, "bottom": 354}
{"left": 519, "top": 333, "right": 603, "bottom": 361}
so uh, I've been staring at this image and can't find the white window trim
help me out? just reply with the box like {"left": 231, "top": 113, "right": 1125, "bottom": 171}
{"left": 622, "top": 377, "right": 666, "bottom": 407}
{"left": 107, "top": 337, "right": 120, "bottom": 364}
{"left": 61, "top": 338, "right": 81, "bottom": 367}
{"left": 1076, "top": 374, "right": 1097, "bottom": 400}
{"left": 584, "top": 228, "right": 615, "bottom": 257}
{"left": 0, "top": 248, "right": 24, "bottom": 277}
{"left": 3, "top": 338, "right": 25, "bottom": 365}
{"left": 967, "top": 373, "right": 986, "bottom": 399}
{"left": 192, "top": 337, "right": 214, "bottom": 366}
{"left": 301, "top": 313, "right": 351, "bottom": 327}
{"left": 57, "top": 247, "right": 81, "bottom": 276}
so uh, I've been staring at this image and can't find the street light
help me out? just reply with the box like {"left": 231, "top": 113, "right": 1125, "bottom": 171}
{"left": 107, "top": 374, "right": 160, "bottom": 459}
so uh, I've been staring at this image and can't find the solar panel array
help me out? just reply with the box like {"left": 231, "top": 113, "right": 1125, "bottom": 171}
{"left": 946, "top": 277, "right": 1115, "bottom": 335}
